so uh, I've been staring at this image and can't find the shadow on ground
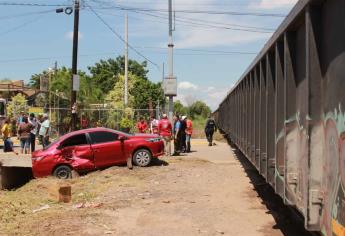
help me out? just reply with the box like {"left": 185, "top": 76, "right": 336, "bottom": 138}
{"left": 228, "top": 141, "right": 317, "bottom": 236}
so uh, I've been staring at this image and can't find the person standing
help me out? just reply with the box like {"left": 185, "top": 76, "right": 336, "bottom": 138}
{"left": 2, "top": 119, "right": 11, "bottom": 152}
{"left": 136, "top": 117, "right": 148, "bottom": 133}
{"left": 205, "top": 115, "right": 217, "bottom": 146}
{"left": 180, "top": 116, "right": 187, "bottom": 152}
{"left": 173, "top": 115, "right": 181, "bottom": 155}
{"left": 185, "top": 117, "right": 193, "bottom": 152}
{"left": 18, "top": 116, "right": 33, "bottom": 154}
{"left": 28, "top": 113, "right": 38, "bottom": 153}
{"left": 39, "top": 114, "right": 50, "bottom": 148}
{"left": 149, "top": 115, "right": 159, "bottom": 134}
{"left": 158, "top": 114, "right": 172, "bottom": 156}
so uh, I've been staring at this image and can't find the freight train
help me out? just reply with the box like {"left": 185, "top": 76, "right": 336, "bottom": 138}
{"left": 214, "top": 0, "right": 345, "bottom": 235}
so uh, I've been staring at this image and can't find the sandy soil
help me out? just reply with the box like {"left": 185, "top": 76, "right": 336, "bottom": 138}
{"left": 0, "top": 140, "right": 313, "bottom": 236}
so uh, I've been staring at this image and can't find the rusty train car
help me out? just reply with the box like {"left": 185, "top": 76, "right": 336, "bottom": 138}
{"left": 215, "top": 0, "right": 345, "bottom": 235}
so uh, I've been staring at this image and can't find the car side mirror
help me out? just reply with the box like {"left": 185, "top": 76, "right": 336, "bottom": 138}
{"left": 119, "top": 136, "right": 127, "bottom": 142}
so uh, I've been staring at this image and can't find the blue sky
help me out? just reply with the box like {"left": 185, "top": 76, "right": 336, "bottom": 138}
{"left": 0, "top": 0, "right": 297, "bottom": 109}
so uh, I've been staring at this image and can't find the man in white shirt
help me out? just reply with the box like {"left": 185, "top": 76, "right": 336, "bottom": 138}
{"left": 28, "top": 113, "right": 38, "bottom": 153}
{"left": 39, "top": 114, "right": 50, "bottom": 148}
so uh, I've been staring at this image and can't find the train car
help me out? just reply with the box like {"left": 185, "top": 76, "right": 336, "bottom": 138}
{"left": 215, "top": 0, "right": 345, "bottom": 235}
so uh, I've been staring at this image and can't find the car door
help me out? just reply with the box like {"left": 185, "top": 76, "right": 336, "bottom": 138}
{"left": 88, "top": 131, "right": 126, "bottom": 168}
{"left": 59, "top": 133, "right": 95, "bottom": 170}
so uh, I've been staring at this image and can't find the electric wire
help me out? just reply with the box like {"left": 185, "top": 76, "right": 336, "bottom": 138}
{"left": 86, "top": 3, "right": 160, "bottom": 70}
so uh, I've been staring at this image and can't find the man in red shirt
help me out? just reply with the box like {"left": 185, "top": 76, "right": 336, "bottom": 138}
{"left": 185, "top": 117, "right": 193, "bottom": 152}
{"left": 136, "top": 117, "right": 148, "bottom": 133}
{"left": 158, "top": 114, "right": 172, "bottom": 156}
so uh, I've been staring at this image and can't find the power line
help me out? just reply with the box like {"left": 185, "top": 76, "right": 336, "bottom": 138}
{"left": 0, "top": 2, "right": 70, "bottom": 7}
{"left": 0, "top": 49, "right": 257, "bottom": 63}
{"left": 0, "top": 9, "right": 56, "bottom": 20}
{"left": 129, "top": 10, "right": 273, "bottom": 33}
{"left": 86, "top": 3, "right": 160, "bottom": 70}
{"left": 0, "top": 16, "right": 42, "bottom": 37}
{"left": 89, "top": 3, "right": 286, "bottom": 17}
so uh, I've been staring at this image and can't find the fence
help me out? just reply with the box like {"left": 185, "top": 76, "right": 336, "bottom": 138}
{"left": 48, "top": 106, "right": 163, "bottom": 136}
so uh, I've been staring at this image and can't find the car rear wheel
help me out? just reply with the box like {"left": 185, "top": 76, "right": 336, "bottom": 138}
{"left": 133, "top": 149, "right": 152, "bottom": 167}
{"left": 53, "top": 165, "right": 72, "bottom": 179}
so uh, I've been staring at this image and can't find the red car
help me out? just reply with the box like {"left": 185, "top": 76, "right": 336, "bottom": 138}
{"left": 31, "top": 128, "right": 164, "bottom": 179}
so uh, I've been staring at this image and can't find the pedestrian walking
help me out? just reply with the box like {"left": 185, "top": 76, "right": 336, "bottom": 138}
{"left": 39, "top": 114, "right": 50, "bottom": 148}
{"left": 28, "top": 113, "right": 38, "bottom": 153}
{"left": 173, "top": 115, "right": 182, "bottom": 155}
{"left": 136, "top": 117, "right": 148, "bottom": 133}
{"left": 205, "top": 115, "right": 217, "bottom": 146}
{"left": 158, "top": 114, "right": 172, "bottom": 156}
{"left": 18, "top": 116, "right": 33, "bottom": 154}
{"left": 185, "top": 117, "right": 193, "bottom": 152}
{"left": 149, "top": 115, "right": 159, "bottom": 134}
{"left": 180, "top": 116, "right": 187, "bottom": 152}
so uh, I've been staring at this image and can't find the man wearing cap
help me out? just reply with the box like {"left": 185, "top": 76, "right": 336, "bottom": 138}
{"left": 39, "top": 114, "right": 50, "bottom": 148}
{"left": 158, "top": 114, "right": 172, "bottom": 156}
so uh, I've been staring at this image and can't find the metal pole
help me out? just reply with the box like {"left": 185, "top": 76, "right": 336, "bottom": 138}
{"left": 124, "top": 13, "right": 129, "bottom": 107}
{"left": 168, "top": 0, "right": 174, "bottom": 121}
{"left": 71, "top": 0, "right": 80, "bottom": 131}
{"left": 49, "top": 72, "right": 52, "bottom": 119}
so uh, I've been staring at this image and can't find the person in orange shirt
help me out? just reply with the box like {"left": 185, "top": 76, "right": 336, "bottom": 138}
{"left": 185, "top": 117, "right": 193, "bottom": 153}
{"left": 136, "top": 117, "right": 148, "bottom": 133}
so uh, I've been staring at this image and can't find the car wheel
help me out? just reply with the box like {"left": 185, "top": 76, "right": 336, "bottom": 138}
{"left": 133, "top": 149, "right": 152, "bottom": 167}
{"left": 53, "top": 165, "right": 72, "bottom": 179}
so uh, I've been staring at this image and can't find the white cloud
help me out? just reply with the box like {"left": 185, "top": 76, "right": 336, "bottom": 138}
{"left": 178, "top": 81, "right": 198, "bottom": 90}
{"left": 65, "top": 31, "right": 83, "bottom": 40}
{"left": 176, "top": 82, "right": 234, "bottom": 110}
{"left": 253, "top": 0, "right": 298, "bottom": 9}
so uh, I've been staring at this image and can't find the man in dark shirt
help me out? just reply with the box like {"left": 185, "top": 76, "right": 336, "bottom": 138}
{"left": 180, "top": 116, "right": 187, "bottom": 153}
{"left": 205, "top": 115, "right": 217, "bottom": 146}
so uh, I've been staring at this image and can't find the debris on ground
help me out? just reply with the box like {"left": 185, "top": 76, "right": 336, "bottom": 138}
{"left": 32, "top": 204, "right": 50, "bottom": 213}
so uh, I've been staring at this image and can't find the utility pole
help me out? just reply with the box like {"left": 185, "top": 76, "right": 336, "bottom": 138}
{"left": 71, "top": 0, "right": 80, "bottom": 131}
{"left": 168, "top": 0, "right": 174, "bottom": 121}
{"left": 124, "top": 13, "right": 128, "bottom": 107}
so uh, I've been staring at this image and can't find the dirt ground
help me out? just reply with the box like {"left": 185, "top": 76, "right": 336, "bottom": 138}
{"left": 0, "top": 140, "right": 313, "bottom": 236}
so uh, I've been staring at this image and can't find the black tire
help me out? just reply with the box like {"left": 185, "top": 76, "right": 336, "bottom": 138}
{"left": 133, "top": 149, "right": 152, "bottom": 167}
{"left": 53, "top": 165, "right": 72, "bottom": 179}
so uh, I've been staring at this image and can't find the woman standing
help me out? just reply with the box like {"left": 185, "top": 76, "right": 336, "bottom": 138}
{"left": 18, "top": 116, "right": 33, "bottom": 154}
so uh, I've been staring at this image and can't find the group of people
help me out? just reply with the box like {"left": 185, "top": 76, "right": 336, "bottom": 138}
{"left": 135, "top": 114, "right": 193, "bottom": 156}
{"left": 1, "top": 111, "right": 51, "bottom": 154}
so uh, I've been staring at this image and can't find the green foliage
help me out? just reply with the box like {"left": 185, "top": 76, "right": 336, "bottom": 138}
{"left": 189, "top": 101, "right": 211, "bottom": 118}
{"left": 87, "top": 56, "right": 148, "bottom": 95}
{"left": 131, "top": 79, "right": 164, "bottom": 110}
{"left": 174, "top": 100, "right": 188, "bottom": 116}
{"left": 173, "top": 100, "right": 211, "bottom": 119}
{"left": 27, "top": 57, "right": 164, "bottom": 112}
{"left": 7, "top": 94, "right": 27, "bottom": 118}
{"left": 120, "top": 117, "right": 134, "bottom": 129}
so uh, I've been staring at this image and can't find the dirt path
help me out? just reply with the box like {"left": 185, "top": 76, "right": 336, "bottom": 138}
{"left": 0, "top": 140, "right": 312, "bottom": 236}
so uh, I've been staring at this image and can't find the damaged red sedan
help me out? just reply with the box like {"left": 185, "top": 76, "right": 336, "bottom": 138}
{"left": 31, "top": 128, "right": 164, "bottom": 179}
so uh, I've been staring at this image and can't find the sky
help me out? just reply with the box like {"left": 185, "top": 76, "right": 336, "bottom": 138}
{"left": 0, "top": 0, "right": 298, "bottom": 110}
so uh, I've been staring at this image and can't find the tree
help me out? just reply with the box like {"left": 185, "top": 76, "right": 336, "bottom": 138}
{"left": 189, "top": 101, "right": 211, "bottom": 118}
{"left": 87, "top": 56, "right": 149, "bottom": 95}
{"left": 174, "top": 100, "right": 188, "bottom": 116}
{"left": 7, "top": 93, "right": 27, "bottom": 118}
{"left": 29, "top": 67, "right": 102, "bottom": 107}
{"left": 131, "top": 79, "right": 164, "bottom": 110}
